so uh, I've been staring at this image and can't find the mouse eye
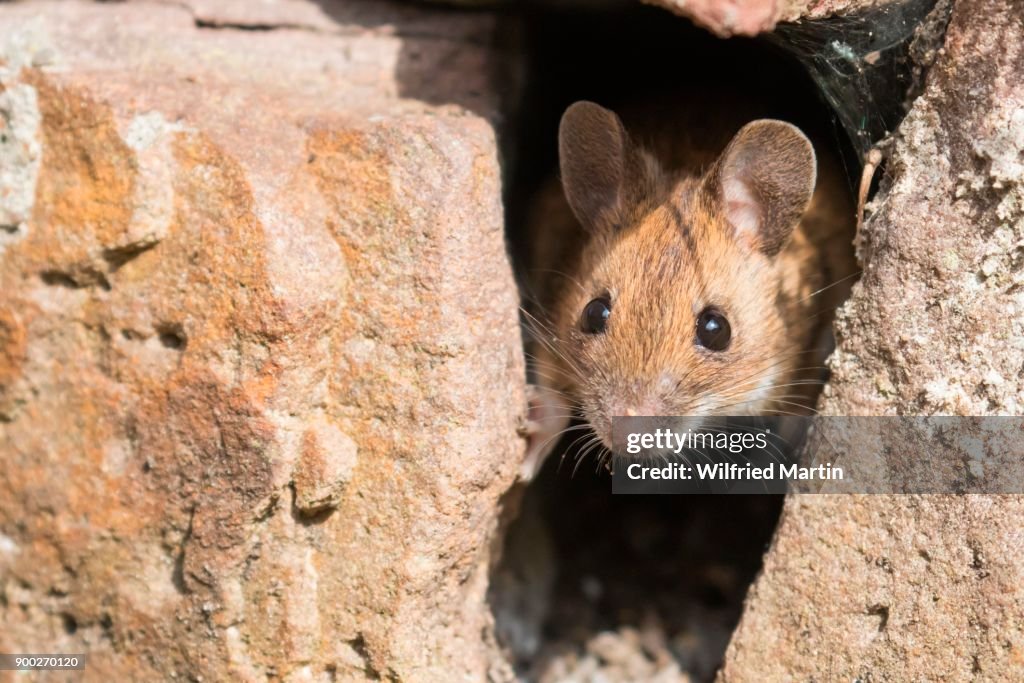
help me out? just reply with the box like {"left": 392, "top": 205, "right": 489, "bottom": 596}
{"left": 581, "top": 297, "right": 612, "bottom": 334}
{"left": 696, "top": 306, "right": 731, "bottom": 351}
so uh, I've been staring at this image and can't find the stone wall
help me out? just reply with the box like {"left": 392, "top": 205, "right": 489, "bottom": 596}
{"left": 720, "top": 0, "right": 1024, "bottom": 679}
{"left": 2, "top": 0, "right": 1023, "bottom": 681}
{"left": 0, "top": 2, "right": 524, "bottom": 680}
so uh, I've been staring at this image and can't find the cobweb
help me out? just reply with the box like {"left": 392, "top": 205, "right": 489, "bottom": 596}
{"left": 771, "top": 0, "right": 952, "bottom": 158}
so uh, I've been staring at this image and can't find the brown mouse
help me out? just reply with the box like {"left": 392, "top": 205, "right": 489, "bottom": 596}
{"left": 520, "top": 100, "right": 857, "bottom": 479}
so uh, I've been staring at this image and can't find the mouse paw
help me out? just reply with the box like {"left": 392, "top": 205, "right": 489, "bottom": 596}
{"left": 520, "top": 384, "right": 572, "bottom": 482}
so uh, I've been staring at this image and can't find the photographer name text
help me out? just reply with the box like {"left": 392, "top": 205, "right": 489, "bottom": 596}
{"left": 624, "top": 461, "right": 843, "bottom": 481}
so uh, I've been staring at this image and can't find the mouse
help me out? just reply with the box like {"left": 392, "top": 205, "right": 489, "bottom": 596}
{"left": 519, "top": 99, "right": 857, "bottom": 479}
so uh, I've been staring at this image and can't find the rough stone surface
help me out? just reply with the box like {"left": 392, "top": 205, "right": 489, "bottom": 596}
{"left": 0, "top": 1, "right": 525, "bottom": 681}
{"left": 721, "top": 0, "right": 1024, "bottom": 679}
{"left": 643, "top": 0, "right": 779, "bottom": 37}
{"left": 643, "top": 0, "right": 903, "bottom": 37}
{"left": 4, "top": 0, "right": 1022, "bottom": 679}
{"left": 292, "top": 418, "right": 358, "bottom": 515}
{"left": 419, "top": 0, "right": 908, "bottom": 38}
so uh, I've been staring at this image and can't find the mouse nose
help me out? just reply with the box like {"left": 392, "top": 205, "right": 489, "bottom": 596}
{"left": 609, "top": 396, "right": 665, "bottom": 418}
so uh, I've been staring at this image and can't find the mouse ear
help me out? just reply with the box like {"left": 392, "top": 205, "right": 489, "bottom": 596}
{"left": 712, "top": 120, "right": 817, "bottom": 256}
{"left": 558, "top": 101, "right": 632, "bottom": 231}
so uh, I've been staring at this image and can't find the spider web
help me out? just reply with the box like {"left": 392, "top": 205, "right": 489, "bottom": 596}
{"left": 770, "top": 0, "right": 952, "bottom": 158}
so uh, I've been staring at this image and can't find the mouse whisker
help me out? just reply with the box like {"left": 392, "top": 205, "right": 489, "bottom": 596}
{"left": 526, "top": 368, "right": 577, "bottom": 391}
{"left": 664, "top": 350, "right": 824, "bottom": 405}
{"left": 530, "top": 423, "right": 590, "bottom": 468}
{"left": 795, "top": 270, "right": 862, "bottom": 305}
{"left": 558, "top": 429, "right": 599, "bottom": 472}
{"left": 521, "top": 309, "right": 587, "bottom": 379}
{"left": 571, "top": 434, "right": 605, "bottom": 478}
{"left": 527, "top": 268, "right": 588, "bottom": 295}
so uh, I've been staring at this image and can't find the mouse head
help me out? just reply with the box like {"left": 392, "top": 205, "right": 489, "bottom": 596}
{"left": 554, "top": 101, "right": 819, "bottom": 448}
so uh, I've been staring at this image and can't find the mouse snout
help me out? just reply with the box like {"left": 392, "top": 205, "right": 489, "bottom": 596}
{"left": 589, "top": 383, "right": 672, "bottom": 444}
{"left": 607, "top": 395, "right": 666, "bottom": 418}
{"left": 606, "top": 373, "right": 678, "bottom": 417}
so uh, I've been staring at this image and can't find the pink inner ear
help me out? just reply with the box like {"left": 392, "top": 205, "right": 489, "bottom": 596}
{"left": 722, "top": 175, "right": 762, "bottom": 239}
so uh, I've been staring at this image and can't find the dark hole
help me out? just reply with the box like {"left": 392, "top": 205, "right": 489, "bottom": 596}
{"left": 867, "top": 604, "right": 890, "bottom": 631}
{"left": 102, "top": 242, "right": 157, "bottom": 271}
{"left": 156, "top": 324, "right": 187, "bottom": 351}
{"left": 39, "top": 268, "right": 111, "bottom": 291}
{"left": 121, "top": 328, "right": 146, "bottom": 341}
{"left": 493, "top": 436, "right": 784, "bottom": 681}
{"left": 99, "top": 613, "right": 113, "bottom": 632}
{"left": 39, "top": 270, "right": 81, "bottom": 289}
{"left": 493, "top": 4, "right": 861, "bottom": 681}
{"left": 62, "top": 612, "right": 78, "bottom": 635}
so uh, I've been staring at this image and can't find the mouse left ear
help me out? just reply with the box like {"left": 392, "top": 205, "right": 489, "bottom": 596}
{"left": 558, "top": 101, "right": 632, "bottom": 232}
{"left": 710, "top": 120, "right": 817, "bottom": 256}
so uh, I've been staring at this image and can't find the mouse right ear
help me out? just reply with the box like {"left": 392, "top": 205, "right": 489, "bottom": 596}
{"left": 558, "top": 101, "right": 631, "bottom": 232}
{"left": 711, "top": 119, "right": 817, "bottom": 256}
